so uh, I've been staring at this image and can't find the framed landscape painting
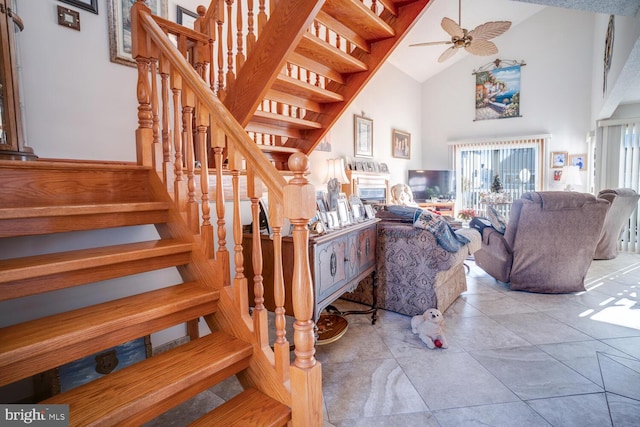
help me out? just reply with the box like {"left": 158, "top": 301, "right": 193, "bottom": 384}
{"left": 475, "top": 64, "right": 522, "bottom": 121}
{"left": 108, "top": 0, "right": 168, "bottom": 66}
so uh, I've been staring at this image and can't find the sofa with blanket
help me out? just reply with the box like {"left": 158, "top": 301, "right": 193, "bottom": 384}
{"left": 342, "top": 207, "right": 481, "bottom": 316}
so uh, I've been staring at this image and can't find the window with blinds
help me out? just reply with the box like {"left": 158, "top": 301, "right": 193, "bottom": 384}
{"left": 453, "top": 137, "right": 545, "bottom": 216}
{"left": 618, "top": 121, "right": 639, "bottom": 252}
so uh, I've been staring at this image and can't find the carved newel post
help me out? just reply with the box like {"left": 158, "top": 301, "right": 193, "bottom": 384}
{"left": 284, "top": 153, "right": 322, "bottom": 426}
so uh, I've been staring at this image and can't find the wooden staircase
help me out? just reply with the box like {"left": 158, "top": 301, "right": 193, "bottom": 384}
{"left": 0, "top": 0, "right": 431, "bottom": 425}
{"left": 0, "top": 160, "right": 291, "bottom": 425}
{"left": 198, "top": 0, "right": 432, "bottom": 168}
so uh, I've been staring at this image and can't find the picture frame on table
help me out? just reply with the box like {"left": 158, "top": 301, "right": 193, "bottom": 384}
{"left": 354, "top": 114, "right": 373, "bottom": 158}
{"left": 337, "top": 199, "right": 351, "bottom": 226}
{"left": 60, "top": 0, "right": 98, "bottom": 14}
{"left": 349, "top": 195, "right": 365, "bottom": 222}
{"left": 327, "top": 211, "right": 340, "bottom": 229}
{"left": 569, "top": 153, "right": 587, "bottom": 171}
{"left": 392, "top": 129, "right": 411, "bottom": 159}
{"left": 364, "top": 204, "right": 376, "bottom": 220}
{"left": 551, "top": 151, "right": 568, "bottom": 168}
{"left": 177, "top": 5, "right": 198, "bottom": 27}
{"left": 108, "top": 0, "right": 168, "bottom": 67}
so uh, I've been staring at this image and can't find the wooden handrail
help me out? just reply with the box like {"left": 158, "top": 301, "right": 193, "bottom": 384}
{"left": 131, "top": 3, "right": 320, "bottom": 424}
{"left": 138, "top": 8, "right": 287, "bottom": 204}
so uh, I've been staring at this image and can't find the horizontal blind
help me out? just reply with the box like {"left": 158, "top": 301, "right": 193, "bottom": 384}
{"left": 454, "top": 138, "right": 544, "bottom": 217}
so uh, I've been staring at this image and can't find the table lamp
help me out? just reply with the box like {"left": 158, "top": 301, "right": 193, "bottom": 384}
{"left": 559, "top": 165, "right": 582, "bottom": 191}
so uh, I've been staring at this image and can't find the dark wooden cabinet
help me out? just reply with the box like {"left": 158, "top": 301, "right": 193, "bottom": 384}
{"left": 0, "top": 0, "right": 35, "bottom": 160}
{"left": 244, "top": 220, "right": 378, "bottom": 321}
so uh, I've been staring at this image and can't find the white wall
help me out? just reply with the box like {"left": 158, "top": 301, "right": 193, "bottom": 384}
{"left": 590, "top": 12, "right": 640, "bottom": 122}
{"left": 308, "top": 62, "right": 423, "bottom": 189}
{"left": 420, "top": 7, "right": 595, "bottom": 187}
{"left": 17, "top": 0, "right": 204, "bottom": 160}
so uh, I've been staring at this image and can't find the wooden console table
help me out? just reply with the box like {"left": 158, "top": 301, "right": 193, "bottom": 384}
{"left": 243, "top": 219, "right": 379, "bottom": 326}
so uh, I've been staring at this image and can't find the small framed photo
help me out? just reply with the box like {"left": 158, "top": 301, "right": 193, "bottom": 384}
{"left": 379, "top": 163, "right": 389, "bottom": 173}
{"left": 337, "top": 199, "right": 351, "bottom": 226}
{"left": 349, "top": 195, "right": 364, "bottom": 222}
{"left": 364, "top": 204, "right": 376, "bottom": 220}
{"left": 327, "top": 211, "right": 340, "bottom": 229}
{"left": 57, "top": 6, "right": 81, "bottom": 31}
{"left": 570, "top": 154, "right": 587, "bottom": 171}
{"left": 551, "top": 151, "right": 568, "bottom": 168}
{"left": 392, "top": 129, "right": 411, "bottom": 159}
{"left": 553, "top": 170, "right": 562, "bottom": 181}
{"left": 177, "top": 5, "right": 198, "bottom": 27}
{"left": 354, "top": 114, "right": 373, "bottom": 158}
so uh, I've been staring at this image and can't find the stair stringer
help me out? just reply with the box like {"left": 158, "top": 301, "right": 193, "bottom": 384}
{"left": 293, "top": 0, "right": 434, "bottom": 154}
{"left": 146, "top": 168, "right": 294, "bottom": 408}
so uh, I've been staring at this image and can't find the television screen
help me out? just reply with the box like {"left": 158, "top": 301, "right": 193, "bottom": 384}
{"left": 408, "top": 170, "right": 455, "bottom": 201}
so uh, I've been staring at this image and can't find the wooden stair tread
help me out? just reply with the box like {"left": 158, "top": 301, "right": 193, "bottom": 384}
{"left": 0, "top": 283, "right": 219, "bottom": 386}
{"left": 190, "top": 388, "right": 291, "bottom": 427}
{"left": 322, "top": 0, "right": 395, "bottom": 41}
{"left": 0, "top": 239, "right": 193, "bottom": 300}
{"left": 44, "top": 331, "right": 253, "bottom": 427}
{"left": 296, "top": 33, "right": 368, "bottom": 74}
{"left": 315, "top": 10, "right": 370, "bottom": 53}
{"left": 272, "top": 74, "right": 343, "bottom": 104}
{"left": 0, "top": 202, "right": 169, "bottom": 220}
{"left": 257, "top": 145, "right": 301, "bottom": 154}
{"left": 251, "top": 110, "right": 323, "bottom": 130}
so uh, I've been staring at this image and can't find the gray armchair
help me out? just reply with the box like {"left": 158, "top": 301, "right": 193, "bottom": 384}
{"left": 594, "top": 188, "right": 640, "bottom": 259}
{"left": 474, "top": 191, "right": 610, "bottom": 293}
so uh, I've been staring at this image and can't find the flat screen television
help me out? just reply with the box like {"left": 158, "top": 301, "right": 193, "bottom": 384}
{"left": 408, "top": 170, "right": 455, "bottom": 201}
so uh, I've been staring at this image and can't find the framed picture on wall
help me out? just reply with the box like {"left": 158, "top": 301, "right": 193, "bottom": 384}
{"left": 570, "top": 154, "right": 587, "bottom": 171}
{"left": 392, "top": 129, "right": 411, "bottom": 159}
{"left": 60, "top": 0, "right": 99, "bottom": 14}
{"left": 550, "top": 151, "right": 568, "bottom": 168}
{"left": 354, "top": 114, "right": 373, "bottom": 158}
{"left": 177, "top": 6, "right": 198, "bottom": 27}
{"left": 108, "top": 0, "right": 168, "bottom": 67}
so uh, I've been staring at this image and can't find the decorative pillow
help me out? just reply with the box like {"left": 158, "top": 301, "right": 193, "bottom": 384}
{"left": 486, "top": 205, "right": 507, "bottom": 234}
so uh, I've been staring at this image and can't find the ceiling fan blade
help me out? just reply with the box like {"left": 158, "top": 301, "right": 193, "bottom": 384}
{"left": 465, "top": 39, "right": 498, "bottom": 56}
{"left": 441, "top": 17, "right": 463, "bottom": 38}
{"left": 409, "top": 40, "right": 453, "bottom": 47}
{"left": 468, "top": 21, "right": 512, "bottom": 41}
{"left": 438, "top": 46, "right": 459, "bottom": 63}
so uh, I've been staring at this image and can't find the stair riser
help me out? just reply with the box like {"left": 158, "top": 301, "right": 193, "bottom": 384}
{"left": 0, "top": 252, "right": 193, "bottom": 301}
{"left": 0, "top": 168, "right": 153, "bottom": 207}
{"left": 0, "top": 211, "right": 169, "bottom": 238}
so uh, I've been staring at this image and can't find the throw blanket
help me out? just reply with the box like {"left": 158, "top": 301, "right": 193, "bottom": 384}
{"left": 386, "top": 206, "right": 470, "bottom": 252}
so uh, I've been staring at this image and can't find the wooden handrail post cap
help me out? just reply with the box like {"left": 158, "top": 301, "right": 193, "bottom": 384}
{"left": 284, "top": 153, "right": 315, "bottom": 220}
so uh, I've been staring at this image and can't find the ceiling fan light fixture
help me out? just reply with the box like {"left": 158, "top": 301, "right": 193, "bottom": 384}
{"left": 410, "top": 0, "right": 511, "bottom": 62}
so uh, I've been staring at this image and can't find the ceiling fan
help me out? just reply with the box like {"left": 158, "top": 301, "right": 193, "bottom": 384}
{"left": 410, "top": 0, "right": 512, "bottom": 63}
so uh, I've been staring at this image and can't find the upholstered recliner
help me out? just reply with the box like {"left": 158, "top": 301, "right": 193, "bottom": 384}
{"left": 474, "top": 191, "right": 610, "bottom": 293}
{"left": 594, "top": 188, "right": 640, "bottom": 259}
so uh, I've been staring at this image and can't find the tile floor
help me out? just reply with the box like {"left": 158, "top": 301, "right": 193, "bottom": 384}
{"left": 150, "top": 253, "right": 640, "bottom": 426}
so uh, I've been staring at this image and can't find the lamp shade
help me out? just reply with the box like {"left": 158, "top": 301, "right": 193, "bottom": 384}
{"left": 325, "top": 158, "right": 349, "bottom": 184}
{"left": 559, "top": 165, "right": 582, "bottom": 191}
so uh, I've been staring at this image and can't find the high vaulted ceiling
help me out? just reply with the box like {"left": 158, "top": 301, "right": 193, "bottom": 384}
{"left": 388, "top": 0, "right": 640, "bottom": 108}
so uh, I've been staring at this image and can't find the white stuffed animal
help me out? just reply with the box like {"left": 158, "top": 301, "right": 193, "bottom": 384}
{"left": 411, "top": 308, "right": 448, "bottom": 349}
